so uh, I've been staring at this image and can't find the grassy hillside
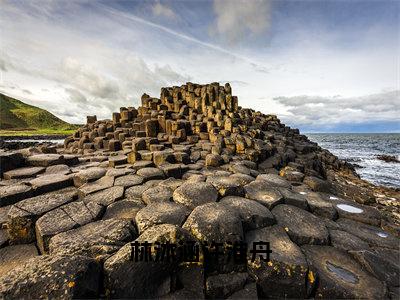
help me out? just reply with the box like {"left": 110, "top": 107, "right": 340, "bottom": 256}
{"left": 0, "top": 93, "right": 79, "bottom": 135}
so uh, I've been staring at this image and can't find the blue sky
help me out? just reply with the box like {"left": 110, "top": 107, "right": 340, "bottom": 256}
{"left": 1, "top": 0, "right": 399, "bottom": 132}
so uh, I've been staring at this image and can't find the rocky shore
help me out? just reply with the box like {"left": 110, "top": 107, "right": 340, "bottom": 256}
{"left": 0, "top": 82, "right": 399, "bottom": 299}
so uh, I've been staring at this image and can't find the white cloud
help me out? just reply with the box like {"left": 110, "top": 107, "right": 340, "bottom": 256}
{"left": 274, "top": 90, "right": 400, "bottom": 126}
{"left": 212, "top": 0, "right": 272, "bottom": 44}
{"left": 152, "top": 1, "right": 177, "bottom": 20}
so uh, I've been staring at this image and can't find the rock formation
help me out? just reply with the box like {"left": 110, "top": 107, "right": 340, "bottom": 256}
{"left": 0, "top": 82, "right": 399, "bottom": 299}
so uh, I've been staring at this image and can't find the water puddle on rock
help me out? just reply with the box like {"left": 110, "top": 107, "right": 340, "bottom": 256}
{"left": 299, "top": 192, "right": 307, "bottom": 195}
{"left": 377, "top": 232, "right": 388, "bottom": 238}
{"left": 326, "top": 261, "right": 359, "bottom": 284}
{"left": 336, "top": 204, "right": 363, "bottom": 214}
{"left": 329, "top": 196, "right": 339, "bottom": 200}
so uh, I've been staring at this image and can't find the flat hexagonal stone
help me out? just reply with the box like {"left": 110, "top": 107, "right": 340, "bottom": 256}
{"left": 29, "top": 174, "right": 72, "bottom": 194}
{"left": 159, "top": 178, "right": 184, "bottom": 190}
{"left": 103, "top": 199, "right": 144, "bottom": 220}
{"left": 305, "top": 192, "right": 337, "bottom": 220}
{"left": 228, "top": 283, "right": 258, "bottom": 299}
{"left": 35, "top": 201, "right": 104, "bottom": 254}
{"left": 256, "top": 173, "right": 292, "bottom": 188}
{"left": 7, "top": 187, "right": 78, "bottom": 244}
{"left": 135, "top": 202, "right": 190, "bottom": 233}
{"left": 84, "top": 186, "right": 124, "bottom": 206}
{"left": 337, "top": 218, "right": 398, "bottom": 249}
{"left": 330, "top": 229, "right": 370, "bottom": 252}
{"left": 142, "top": 186, "right": 173, "bottom": 204}
{"left": 49, "top": 219, "right": 136, "bottom": 259}
{"left": 244, "top": 181, "right": 284, "bottom": 209}
{"left": 333, "top": 201, "right": 381, "bottom": 226}
{"left": 349, "top": 248, "right": 400, "bottom": 287}
{"left": 136, "top": 167, "right": 165, "bottom": 181}
{"left": 206, "top": 272, "right": 248, "bottom": 298}
{"left": 78, "top": 175, "right": 114, "bottom": 197}
{"left": 108, "top": 155, "right": 127, "bottom": 167}
{"left": 106, "top": 168, "right": 134, "bottom": 178}
{"left": 26, "top": 154, "right": 64, "bottom": 167}
{"left": 206, "top": 176, "right": 245, "bottom": 197}
{"left": 220, "top": 196, "right": 275, "bottom": 230}
{"left": 302, "top": 245, "right": 387, "bottom": 299}
{"left": 104, "top": 224, "right": 195, "bottom": 299}
{"left": 246, "top": 225, "right": 308, "bottom": 298}
{"left": 278, "top": 188, "right": 308, "bottom": 210}
{"left": 0, "top": 184, "right": 33, "bottom": 207}
{"left": 173, "top": 181, "right": 218, "bottom": 209}
{"left": 73, "top": 167, "right": 107, "bottom": 187}
{"left": 0, "top": 244, "right": 38, "bottom": 277}
{"left": 44, "top": 164, "right": 70, "bottom": 175}
{"left": 229, "top": 163, "right": 251, "bottom": 175}
{"left": 114, "top": 175, "right": 144, "bottom": 188}
{"left": 272, "top": 204, "right": 329, "bottom": 245}
{"left": 183, "top": 202, "right": 243, "bottom": 243}
{"left": 3, "top": 167, "right": 45, "bottom": 180}
{"left": 0, "top": 255, "right": 101, "bottom": 299}
{"left": 228, "top": 173, "right": 255, "bottom": 186}
{"left": 303, "top": 176, "right": 332, "bottom": 192}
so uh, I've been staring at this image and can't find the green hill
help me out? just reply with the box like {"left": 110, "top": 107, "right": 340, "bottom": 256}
{"left": 0, "top": 93, "right": 79, "bottom": 135}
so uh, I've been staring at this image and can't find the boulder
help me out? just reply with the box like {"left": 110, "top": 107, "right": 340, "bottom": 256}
{"left": 114, "top": 174, "right": 144, "bottom": 188}
{"left": 26, "top": 154, "right": 64, "bottom": 167}
{"left": 102, "top": 199, "right": 144, "bottom": 220}
{"left": 220, "top": 196, "right": 275, "bottom": 230}
{"left": 271, "top": 204, "right": 329, "bottom": 245}
{"left": 302, "top": 245, "right": 387, "bottom": 299}
{"left": 305, "top": 192, "right": 337, "bottom": 220}
{"left": 244, "top": 181, "right": 284, "bottom": 209}
{"left": 246, "top": 225, "right": 308, "bottom": 298}
{"left": 135, "top": 202, "right": 190, "bottom": 233}
{"left": 173, "top": 181, "right": 218, "bottom": 209}
{"left": 256, "top": 173, "right": 291, "bottom": 188}
{"left": 29, "top": 174, "right": 72, "bottom": 194}
{"left": 104, "top": 224, "right": 199, "bottom": 298}
{"left": 7, "top": 187, "right": 78, "bottom": 244}
{"left": 303, "top": 176, "right": 332, "bottom": 192}
{"left": 205, "top": 273, "right": 248, "bottom": 298}
{"left": 206, "top": 176, "right": 245, "bottom": 197}
{"left": 136, "top": 167, "right": 165, "bottom": 181}
{"left": 142, "top": 185, "right": 174, "bottom": 204}
{"left": 3, "top": 166, "right": 45, "bottom": 180}
{"left": 35, "top": 201, "right": 104, "bottom": 253}
{"left": 0, "top": 184, "right": 33, "bottom": 207}
{"left": 73, "top": 167, "right": 107, "bottom": 187}
{"left": 0, "top": 255, "right": 101, "bottom": 299}
{"left": 0, "top": 244, "right": 38, "bottom": 277}
{"left": 337, "top": 218, "right": 399, "bottom": 249}
{"left": 49, "top": 219, "right": 136, "bottom": 260}
{"left": 330, "top": 229, "right": 370, "bottom": 252}
{"left": 83, "top": 186, "right": 124, "bottom": 206}
{"left": 78, "top": 175, "right": 114, "bottom": 198}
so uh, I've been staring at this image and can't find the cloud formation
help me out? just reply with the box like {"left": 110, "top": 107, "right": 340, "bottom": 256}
{"left": 274, "top": 90, "right": 400, "bottom": 127}
{"left": 152, "top": 1, "right": 177, "bottom": 20}
{"left": 212, "top": 0, "right": 272, "bottom": 44}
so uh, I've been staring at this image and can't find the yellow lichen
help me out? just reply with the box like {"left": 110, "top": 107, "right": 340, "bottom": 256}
{"left": 308, "top": 271, "right": 315, "bottom": 284}
{"left": 68, "top": 281, "right": 75, "bottom": 288}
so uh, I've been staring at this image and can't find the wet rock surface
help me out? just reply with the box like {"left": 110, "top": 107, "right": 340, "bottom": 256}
{"left": 0, "top": 82, "right": 398, "bottom": 299}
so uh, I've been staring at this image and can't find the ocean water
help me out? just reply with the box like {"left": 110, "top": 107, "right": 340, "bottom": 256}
{"left": 306, "top": 133, "right": 400, "bottom": 189}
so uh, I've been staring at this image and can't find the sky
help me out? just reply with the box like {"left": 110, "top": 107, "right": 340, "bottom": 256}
{"left": 1, "top": 0, "right": 399, "bottom": 132}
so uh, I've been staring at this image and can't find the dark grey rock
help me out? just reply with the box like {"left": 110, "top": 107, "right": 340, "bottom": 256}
{"left": 246, "top": 225, "right": 308, "bottom": 298}
{"left": 330, "top": 229, "right": 370, "bottom": 252}
{"left": 272, "top": 204, "right": 329, "bottom": 245}
{"left": 206, "top": 273, "right": 247, "bottom": 299}
{"left": 102, "top": 199, "right": 144, "bottom": 220}
{"left": 220, "top": 196, "right": 275, "bottom": 230}
{"left": 244, "top": 181, "right": 284, "bottom": 209}
{"left": 114, "top": 174, "right": 144, "bottom": 188}
{"left": 73, "top": 167, "right": 107, "bottom": 187}
{"left": 302, "top": 245, "right": 387, "bottom": 299}
{"left": 0, "top": 184, "right": 33, "bottom": 207}
{"left": 35, "top": 201, "right": 104, "bottom": 253}
{"left": 0, "top": 254, "right": 101, "bottom": 299}
{"left": 49, "top": 219, "right": 136, "bottom": 260}
{"left": 7, "top": 187, "right": 78, "bottom": 244}
{"left": 142, "top": 185, "right": 174, "bottom": 204}
{"left": 3, "top": 167, "right": 45, "bottom": 180}
{"left": 136, "top": 167, "right": 165, "bottom": 181}
{"left": 0, "top": 244, "right": 38, "bottom": 277}
{"left": 135, "top": 202, "right": 190, "bottom": 233}
{"left": 29, "top": 174, "right": 72, "bottom": 194}
{"left": 26, "top": 154, "right": 64, "bottom": 167}
{"left": 83, "top": 186, "right": 124, "bottom": 206}
{"left": 173, "top": 182, "right": 218, "bottom": 209}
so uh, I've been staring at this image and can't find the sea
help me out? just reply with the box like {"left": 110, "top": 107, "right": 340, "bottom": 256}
{"left": 306, "top": 133, "right": 400, "bottom": 189}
